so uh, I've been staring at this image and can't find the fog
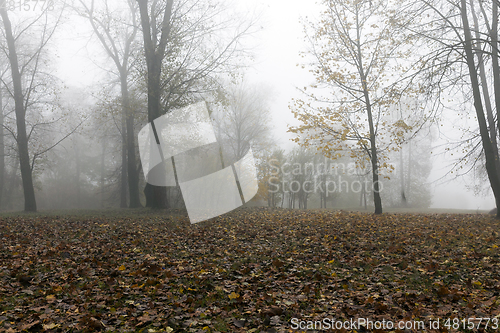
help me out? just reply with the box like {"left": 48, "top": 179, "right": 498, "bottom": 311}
{"left": 0, "top": 0, "right": 496, "bottom": 213}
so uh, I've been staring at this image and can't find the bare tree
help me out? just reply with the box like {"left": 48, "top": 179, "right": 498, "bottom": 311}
{"left": 416, "top": 0, "right": 500, "bottom": 217}
{"left": 136, "top": 0, "right": 255, "bottom": 208}
{"left": 76, "top": 0, "right": 142, "bottom": 208}
{"left": 211, "top": 81, "right": 274, "bottom": 162}
{"left": 136, "top": 0, "right": 173, "bottom": 208}
{"left": 0, "top": 1, "right": 68, "bottom": 211}
{"left": 0, "top": 83, "right": 4, "bottom": 209}
{"left": 1, "top": 7, "right": 39, "bottom": 211}
{"left": 460, "top": 0, "right": 500, "bottom": 216}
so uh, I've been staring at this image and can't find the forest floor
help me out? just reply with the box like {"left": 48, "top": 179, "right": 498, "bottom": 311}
{"left": 1, "top": 208, "right": 500, "bottom": 332}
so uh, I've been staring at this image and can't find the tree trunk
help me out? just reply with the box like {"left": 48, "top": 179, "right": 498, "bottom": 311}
{"left": 363, "top": 179, "right": 367, "bottom": 209}
{"left": 407, "top": 140, "right": 411, "bottom": 200}
{"left": 144, "top": 183, "right": 168, "bottom": 208}
{"left": 74, "top": 137, "right": 81, "bottom": 208}
{"left": 470, "top": 1, "right": 500, "bottom": 175}
{"left": 364, "top": 92, "right": 382, "bottom": 214}
{"left": 143, "top": 66, "right": 166, "bottom": 209}
{"left": 120, "top": 75, "right": 141, "bottom": 208}
{"left": 490, "top": 0, "right": 500, "bottom": 145}
{"left": 0, "top": 85, "right": 4, "bottom": 210}
{"left": 321, "top": 175, "right": 326, "bottom": 208}
{"left": 120, "top": 115, "right": 127, "bottom": 208}
{"left": 460, "top": 0, "right": 500, "bottom": 218}
{"left": 400, "top": 145, "right": 407, "bottom": 206}
{"left": 100, "top": 136, "right": 106, "bottom": 208}
{"left": 137, "top": 0, "right": 174, "bottom": 209}
{"left": 356, "top": 14, "right": 382, "bottom": 214}
{"left": 126, "top": 116, "right": 141, "bottom": 207}
{"left": 0, "top": 7, "right": 37, "bottom": 212}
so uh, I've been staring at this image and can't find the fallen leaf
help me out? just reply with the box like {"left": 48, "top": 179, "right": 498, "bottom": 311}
{"left": 229, "top": 292, "right": 240, "bottom": 300}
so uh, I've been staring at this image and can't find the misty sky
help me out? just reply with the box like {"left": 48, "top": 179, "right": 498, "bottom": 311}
{"left": 51, "top": 0, "right": 495, "bottom": 211}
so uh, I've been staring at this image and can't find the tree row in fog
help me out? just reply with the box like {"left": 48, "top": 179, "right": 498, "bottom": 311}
{"left": 0, "top": 0, "right": 498, "bottom": 213}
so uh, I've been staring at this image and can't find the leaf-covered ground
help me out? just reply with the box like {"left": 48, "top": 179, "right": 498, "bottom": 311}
{"left": 1, "top": 208, "right": 500, "bottom": 332}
